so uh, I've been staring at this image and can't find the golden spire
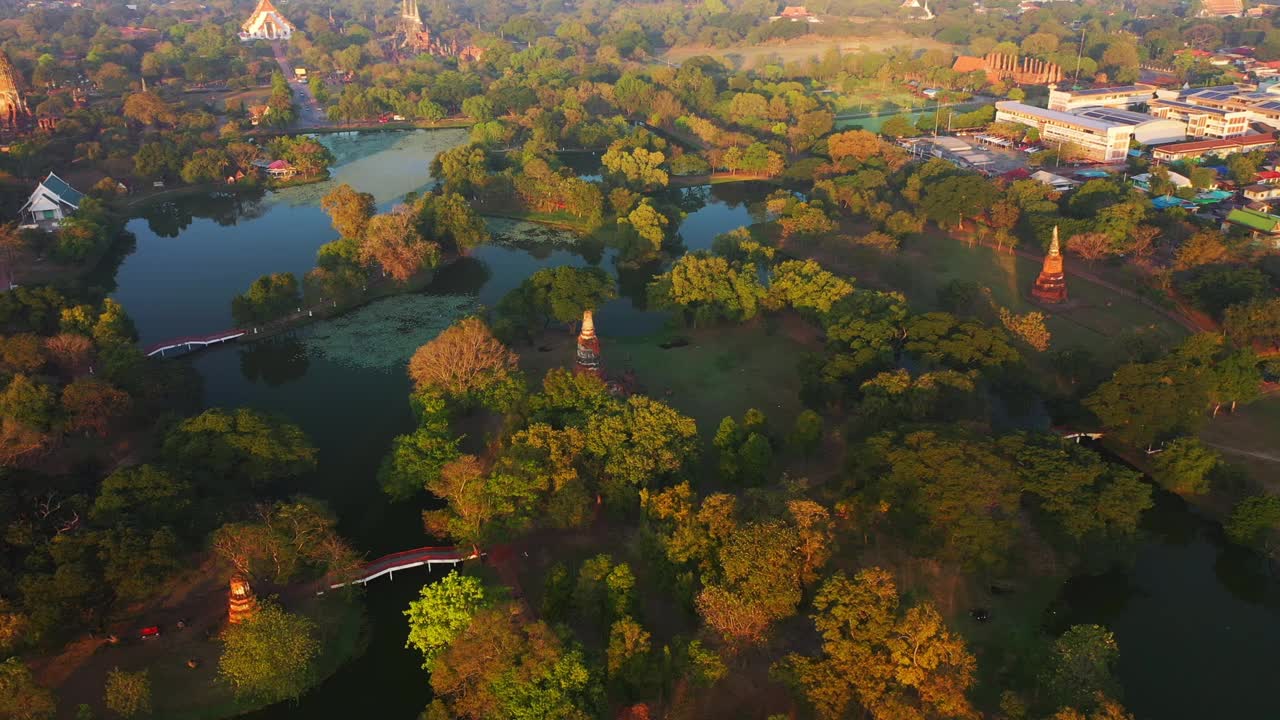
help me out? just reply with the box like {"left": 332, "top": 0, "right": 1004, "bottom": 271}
{"left": 580, "top": 310, "right": 595, "bottom": 340}
{"left": 1049, "top": 225, "right": 1060, "bottom": 256}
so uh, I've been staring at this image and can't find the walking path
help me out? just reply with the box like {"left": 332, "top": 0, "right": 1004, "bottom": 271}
{"left": 1203, "top": 441, "right": 1280, "bottom": 464}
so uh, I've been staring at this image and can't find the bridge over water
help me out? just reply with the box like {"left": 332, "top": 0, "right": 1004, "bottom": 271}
{"left": 325, "top": 545, "right": 483, "bottom": 591}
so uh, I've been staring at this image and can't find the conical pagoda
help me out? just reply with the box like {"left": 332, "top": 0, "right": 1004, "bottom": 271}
{"left": 575, "top": 310, "right": 602, "bottom": 376}
{"left": 0, "top": 50, "right": 30, "bottom": 131}
{"left": 1031, "top": 226, "right": 1068, "bottom": 303}
{"left": 240, "top": 0, "right": 295, "bottom": 41}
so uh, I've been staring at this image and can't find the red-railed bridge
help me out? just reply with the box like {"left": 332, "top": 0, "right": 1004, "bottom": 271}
{"left": 144, "top": 329, "right": 247, "bottom": 357}
{"left": 326, "top": 545, "right": 483, "bottom": 590}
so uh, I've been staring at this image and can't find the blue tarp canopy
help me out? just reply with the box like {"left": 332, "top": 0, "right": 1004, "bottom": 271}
{"left": 1152, "top": 195, "right": 1189, "bottom": 209}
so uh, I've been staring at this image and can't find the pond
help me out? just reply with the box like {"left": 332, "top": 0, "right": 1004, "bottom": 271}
{"left": 101, "top": 129, "right": 1280, "bottom": 720}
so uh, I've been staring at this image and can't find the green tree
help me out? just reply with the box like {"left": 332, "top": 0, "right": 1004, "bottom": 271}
{"left": 405, "top": 572, "right": 491, "bottom": 670}
{"left": 212, "top": 498, "right": 357, "bottom": 582}
{"left": 360, "top": 205, "right": 441, "bottom": 283}
{"left": 91, "top": 464, "right": 191, "bottom": 528}
{"left": 903, "top": 312, "right": 1021, "bottom": 373}
{"left": 584, "top": 396, "right": 699, "bottom": 501}
{"left": 1084, "top": 359, "right": 1210, "bottom": 449}
{"left": 1043, "top": 625, "right": 1121, "bottom": 714}
{"left": 428, "top": 606, "right": 600, "bottom": 720}
{"left": 379, "top": 427, "right": 461, "bottom": 500}
{"left": 647, "top": 252, "right": 765, "bottom": 325}
{"left": 180, "top": 148, "right": 231, "bottom": 184}
{"left": 617, "top": 200, "right": 669, "bottom": 256}
{"left": 1001, "top": 433, "right": 1151, "bottom": 541}
{"left": 506, "top": 266, "right": 617, "bottom": 329}
{"left": 607, "top": 616, "right": 654, "bottom": 699}
{"left": 231, "top": 272, "right": 302, "bottom": 325}
{"left": 0, "top": 374, "right": 56, "bottom": 431}
{"left": 407, "top": 317, "right": 522, "bottom": 408}
{"left": 104, "top": 668, "right": 151, "bottom": 718}
{"left": 1151, "top": 438, "right": 1220, "bottom": 495}
{"left": 766, "top": 260, "right": 853, "bottom": 315}
{"left": 869, "top": 431, "right": 1020, "bottom": 568}
{"left": 602, "top": 144, "right": 668, "bottom": 190}
{"left": 783, "top": 568, "right": 977, "bottom": 720}
{"left": 162, "top": 408, "right": 316, "bottom": 490}
{"left": 788, "top": 409, "right": 823, "bottom": 456}
{"left": 320, "top": 183, "right": 376, "bottom": 240}
{"left": 1226, "top": 495, "right": 1280, "bottom": 556}
{"left": 219, "top": 602, "right": 320, "bottom": 703}
{"left": 697, "top": 521, "right": 804, "bottom": 647}
{"left": 420, "top": 192, "right": 491, "bottom": 252}
{"left": 919, "top": 174, "right": 999, "bottom": 229}
{"left": 738, "top": 432, "right": 773, "bottom": 485}
{"left": 1224, "top": 298, "right": 1280, "bottom": 350}
{"left": 0, "top": 658, "right": 55, "bottom": 720}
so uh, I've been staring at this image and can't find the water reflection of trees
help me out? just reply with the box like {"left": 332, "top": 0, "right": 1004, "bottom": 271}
{"left": 426, "top": 256, "right": 492, "bottom": 295}
{"left": 616, "top": 259, "right": 661, "bottom": 310}
{"left": 80, "top": 230, "right": 137, "bottom": 300}
{"left": 239, "top": 337, "right": 310, "bottom": 387}
{"left": 137, "top": 188, "right": 268, "bottom": 238}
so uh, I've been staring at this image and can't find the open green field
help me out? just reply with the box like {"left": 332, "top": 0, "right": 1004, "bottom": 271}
{"left": 789, "top": 230, "right": 1190, "bottom": 365}
{"left": 1200, "top": 394, "right": 1280, "bottom": 496}
{"left": 520, "top": 320, "right": 813, "bottom": 440}
{"left": 612, "top": 320, "right": 812, "bottom": 437}
{"left": 659, "top": 34, "right": 953, "bottom": 70}
{"left": 146, "top": 594, "right": 363, "bottom": 720}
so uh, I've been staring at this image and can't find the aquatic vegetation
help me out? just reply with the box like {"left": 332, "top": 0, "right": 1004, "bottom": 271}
{"left": 302, "top": 293, "right": 477, "bottom": 371}
{"left": 486, "top": 217, "right": 583, "bottom": 248}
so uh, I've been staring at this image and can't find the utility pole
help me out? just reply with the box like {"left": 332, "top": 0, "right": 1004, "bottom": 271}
{"left": 1073, "top": 27, "right": 1086, "bottom": 87}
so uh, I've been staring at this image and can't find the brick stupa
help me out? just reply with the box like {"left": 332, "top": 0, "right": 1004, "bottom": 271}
{"left": 228, "top": 575, "right": 258, "bottom": 624}
{"left": 575, "top": 310, "right": 602, "bottom": 376}
{"left": 1031, "top": 226, "right": 1068, "bottom": 304}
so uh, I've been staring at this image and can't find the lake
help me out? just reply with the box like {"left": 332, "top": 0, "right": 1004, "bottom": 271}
{"left": 103, "top": 129, "right": 1280, "bottom": 719}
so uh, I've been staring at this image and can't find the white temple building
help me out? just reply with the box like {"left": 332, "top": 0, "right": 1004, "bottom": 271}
{"left": 239, "top": 0, "right": 295, "bottom": 41}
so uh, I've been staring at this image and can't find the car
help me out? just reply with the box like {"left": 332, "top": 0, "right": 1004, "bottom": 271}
{"left": 140, "top": 625, "right": 161, "bottom": 640}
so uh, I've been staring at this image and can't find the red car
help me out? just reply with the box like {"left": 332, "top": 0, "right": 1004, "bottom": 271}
{"left": 140, "top": 626, "right": 161, "bottom": 640}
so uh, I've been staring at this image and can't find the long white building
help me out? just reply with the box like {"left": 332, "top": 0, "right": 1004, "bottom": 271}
{"left": 1047, "top": 84, "right": 1156, "bottom": 112}
{"left": 1147, "top": 98, "right": 1251, "bottom": 138}
{"left": 1069, "top": 106, "right": 1187, "bottom": 145}
{"left": 994, "top": 101, "right": 1135, "bottom": 163}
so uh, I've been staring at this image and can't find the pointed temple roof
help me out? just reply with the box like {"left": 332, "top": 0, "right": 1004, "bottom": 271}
{"left": 1048, "top": 225, "right": 1060, "bottom": 256}
{"left": 240, "top": 0, "right": 295, "bottom": 40}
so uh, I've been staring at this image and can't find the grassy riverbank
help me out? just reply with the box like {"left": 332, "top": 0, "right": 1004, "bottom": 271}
{"left": 147, "top": 593, "right": 366, "bottom": 720}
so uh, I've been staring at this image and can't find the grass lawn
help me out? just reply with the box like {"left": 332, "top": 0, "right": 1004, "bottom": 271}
{"left": 613, "top": 319, "right": 812, "bottom": 439}
{"left": 1199, "top": 394, "right": 1280, "bottom": 497}
{"left": 144, "top": 593, "right": 365, "bottom": 720}
{"left": 787, "top": 229, "right": 1189, "bottom": 367}
{"left": 518, "top": 318, "right": 814, "bottom": 441}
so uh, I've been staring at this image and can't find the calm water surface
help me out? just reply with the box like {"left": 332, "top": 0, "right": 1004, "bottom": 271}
{"left": 104, "top": 131, "right": 1280, "bottom": 719}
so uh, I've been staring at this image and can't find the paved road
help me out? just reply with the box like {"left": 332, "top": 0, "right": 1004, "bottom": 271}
{"left": 271, "top": 41, "right": 326, "bottom": 128}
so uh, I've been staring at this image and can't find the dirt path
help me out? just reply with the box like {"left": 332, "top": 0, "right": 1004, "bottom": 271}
{"left": 1203, "top": 441, "right": 1280, "bottom": 464}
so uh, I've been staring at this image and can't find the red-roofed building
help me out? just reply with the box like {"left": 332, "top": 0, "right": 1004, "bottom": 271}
{"left": 770, "top": 5, "right": 821, "bottom": 21}
{"left": 1152, "top": 134, "right": 1276, "bottom": 162}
